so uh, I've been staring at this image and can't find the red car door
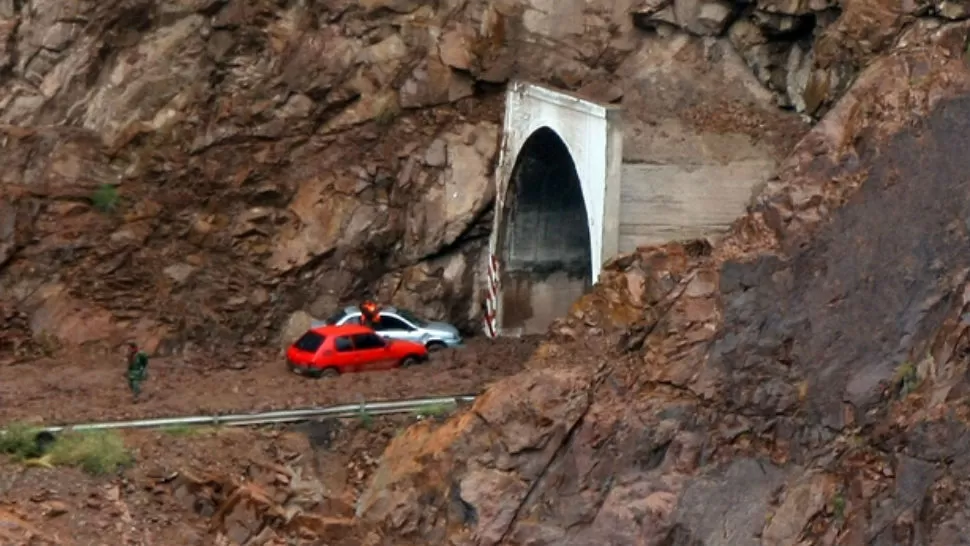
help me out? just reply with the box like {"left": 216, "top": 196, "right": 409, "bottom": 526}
{"left": 329, "top": 335, "right": 359, "bottom": 372}
{"left": 351, "top": 333, "right": 394, "bottom": 371}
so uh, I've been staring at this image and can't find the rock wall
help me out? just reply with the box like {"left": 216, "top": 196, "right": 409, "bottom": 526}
{"left": 4, "top": 0, "right": 944, "bottom": 352}
{"left": 0, "top": 0, "right": 818, "bottom": 353}
{"left": 356, "top": 19, "right": 970, "bottom": 546}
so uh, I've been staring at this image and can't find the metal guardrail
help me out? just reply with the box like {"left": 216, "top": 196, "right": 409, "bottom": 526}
{"left": 1, "top": 394, "right": 479, "bottom": 435}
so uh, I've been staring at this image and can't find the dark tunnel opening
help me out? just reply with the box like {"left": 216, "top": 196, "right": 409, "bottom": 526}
{"left": 498, "top": 127, "right": 593, "bottom": 334}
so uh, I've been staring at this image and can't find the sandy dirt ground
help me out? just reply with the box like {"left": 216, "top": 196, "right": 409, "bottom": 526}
{"left": 0, "top": 336, "right": 541, "bottom": 425}
{"left": 0, "top": 416, "right": 414, "bottom": 545}
{"left": 0, "top": 333, "right": 541, "bottom": 544}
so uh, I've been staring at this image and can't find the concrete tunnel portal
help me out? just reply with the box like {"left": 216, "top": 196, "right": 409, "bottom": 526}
{"left": 486, "top": 81, "right": 624, "bottom": 337}
{"left": 483, "top": 81, "right": 781, "bottom": 337}
{"left": 498, "top": 127, "right": 593, "bottom": 334}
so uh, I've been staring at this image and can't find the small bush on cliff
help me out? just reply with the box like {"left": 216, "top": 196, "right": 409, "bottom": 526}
{"left": 831, "top": 491, "right": 846, "bottom": 521}
{"left": 35, "top": 330, "right": 60, "bottom": 357}
{"left": 894, "top": 362, "right": 921, "bottom": 398}
{"left": 91, "top": 183, "right": 120, "bottom": 213}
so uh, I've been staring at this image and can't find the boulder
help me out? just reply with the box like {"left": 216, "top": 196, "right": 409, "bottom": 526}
{"left": 23, "top": 283, "right": 116, "bottom": 346}
{"left": 398, "top": 56, "right": 475, "bottom": 109}
{"left": 437, "top": 24, "right": 476, "bottom": 71}
{"left": 633, "top": 0, "right": 736, "bottom": 36}
{"left": 270, "top": 172, "right": 389, "bottom": 272}
{"left": 78, "top": 15, "right": 213, "bottom": 148}
{"left": 324, "top": 90, "right": 402, "bottom": 131}
{"left": 403, "top": 121, "right": 499, "bottom": 260}
{"left": 937, "top": 0, "right": 970, "bottom": 19}
{"left": 278, "top": 310, "right": 314, "bottom": 349}
{"left": 171, "top": 463, "right": 366, "bottom": 545}
{"left": 756, "top": 0, "right": 836, "bottom": 15}
{"left": 761, "top": 472, "right": 838, "bottom": 546}
{"left": 374, "top": 242, "right": 484, "bottom": 328}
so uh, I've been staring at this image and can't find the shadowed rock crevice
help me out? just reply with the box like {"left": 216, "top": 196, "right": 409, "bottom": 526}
{"left": 495, "top": 399, "right": 592, "bottom": 545}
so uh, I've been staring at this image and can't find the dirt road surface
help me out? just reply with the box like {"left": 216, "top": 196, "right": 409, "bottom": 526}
{"left": 0, "top": 337, "right": 541, "bottom": 425}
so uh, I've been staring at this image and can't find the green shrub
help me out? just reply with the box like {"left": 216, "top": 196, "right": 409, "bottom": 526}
{"left": 160, "top": 424, "right": 216, "bottom": 437}
{"left": 357, "top": 409, "right": 375, "bottom": 430}
{"left": 895, "top": 361, "right": 920, "bottom": 398}
{"left": 35, "top": 331, "right": 60, "bottom": 357}
{"left": 160, "top": 425, "right": 194, "bottom": 436}
{"left": 831, "top": 491, "right": 846, "bottom": 521}
{"left": 0, "top": 422, "right": 45, "bottom": 460}
{"left": 412, "top": 402, "right": 455, "bottom": 420}
{"left": 91, "top": 184, "right": 120, "bottom": 213}
{"left": 48, "top": 430, "right": 132, "bottom": 475}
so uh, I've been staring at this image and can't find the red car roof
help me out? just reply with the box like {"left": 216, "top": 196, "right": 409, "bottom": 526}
{"left": 308, "top": 324, "right": 374, "bottom": 336}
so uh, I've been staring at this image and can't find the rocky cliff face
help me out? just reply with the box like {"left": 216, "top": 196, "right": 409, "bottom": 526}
{"left": 0, "top": 0, "right": 864, "bottom": 355}
{"left": 0, "top": 0, "right": 506, "bottom": 354}
{"left": 3, "top": 0, "right": 970, "bottom": 544}
{"left": 355, "top": 17, "right": 970, "bottom": 546}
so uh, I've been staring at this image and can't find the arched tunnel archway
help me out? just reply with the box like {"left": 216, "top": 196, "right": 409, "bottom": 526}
{"left": 498, "top": 127, "right": 593, "bottom": 335}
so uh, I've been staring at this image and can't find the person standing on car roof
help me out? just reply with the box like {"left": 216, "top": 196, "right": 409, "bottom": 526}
{"left": 125, "top": 342, "right": 150, "bottom": 403}
{"left": 359, "top": 300, "right": 382, "bottom": 328}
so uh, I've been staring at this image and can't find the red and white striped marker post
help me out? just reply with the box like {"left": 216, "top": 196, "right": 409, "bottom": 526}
{"left": 482, "top": 254, "right": 500, "bottom": 338}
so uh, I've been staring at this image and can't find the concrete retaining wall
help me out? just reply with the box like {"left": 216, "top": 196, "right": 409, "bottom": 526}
{"left": 618, "top": 159, "right": 775, "bottom": 250}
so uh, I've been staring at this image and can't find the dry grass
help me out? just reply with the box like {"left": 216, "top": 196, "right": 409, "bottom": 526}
{"left": 0, "top": 424, "right": 132, "bottom": 475}
{"left": 48, "top": 430, "right": 133, "bottom": 475}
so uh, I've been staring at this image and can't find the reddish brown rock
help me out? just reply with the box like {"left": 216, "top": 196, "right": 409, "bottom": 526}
{"left": 438, "top": 24, "right": 477, "bottom": 71}
{"left": 4, "top": 6, "right": 970, "bottom": 545}
{"left": 357, "top": 23, "right": 970, "bottom": 546}
{"left": 399, "top": 56, "right": 475, "bottom": 109}
{"left": 0, "top": 0, "right": 814, "bottom": 351}
{"left": 357, "top": 367, "right": 593, "bottom": 543}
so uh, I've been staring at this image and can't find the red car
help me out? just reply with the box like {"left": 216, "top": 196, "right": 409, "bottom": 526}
{"left": 286, "top": 324, "right": 429, "bottom": 377}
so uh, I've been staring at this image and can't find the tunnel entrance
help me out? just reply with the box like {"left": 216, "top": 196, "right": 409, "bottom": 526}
{"left": 498, "top": 127, "right": 593, "bottom": 335}
{"left": 485, "top": 80, "right": 623, "bottom": 338}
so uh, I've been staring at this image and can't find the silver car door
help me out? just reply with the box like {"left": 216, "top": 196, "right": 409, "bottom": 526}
{"left": 373, "top": 314, "right": 421, "bottom": 343}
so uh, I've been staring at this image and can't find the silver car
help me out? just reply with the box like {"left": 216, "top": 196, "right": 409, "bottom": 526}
{"left": 313, "top": 306, "right": 463, "bottom": 351}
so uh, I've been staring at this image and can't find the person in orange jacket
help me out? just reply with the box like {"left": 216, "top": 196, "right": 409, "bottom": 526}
{"left": 359, "top": 300, "right": 381, "bottom": 329}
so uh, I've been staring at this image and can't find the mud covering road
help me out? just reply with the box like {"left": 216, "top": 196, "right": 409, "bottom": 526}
{"left": 0, "top": 337, "right": 541, "bottom": 425}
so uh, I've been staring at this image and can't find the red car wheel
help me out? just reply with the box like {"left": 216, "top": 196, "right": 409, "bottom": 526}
{"left": 400, "top": 356, "right": 419, "bottom": 368}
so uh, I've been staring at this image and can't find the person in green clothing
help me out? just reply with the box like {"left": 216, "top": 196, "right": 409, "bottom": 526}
{"left": 125, "top": 342, "right": 149, "bottom": 402}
